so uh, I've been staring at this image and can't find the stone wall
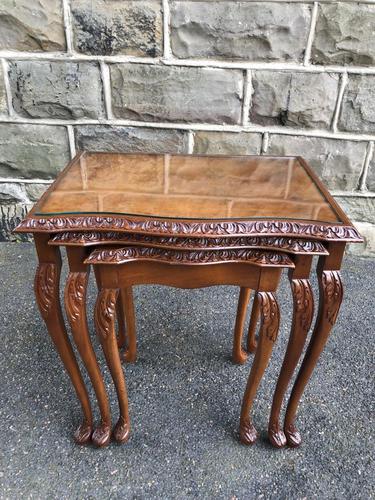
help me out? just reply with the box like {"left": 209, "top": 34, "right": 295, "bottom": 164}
{"left": 0, "top": 0, "right": 374, "bottom": 255}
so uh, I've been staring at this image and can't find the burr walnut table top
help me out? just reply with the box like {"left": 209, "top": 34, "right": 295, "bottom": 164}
{"left": 15, "top": 151, "right": 362, "bottom": 242}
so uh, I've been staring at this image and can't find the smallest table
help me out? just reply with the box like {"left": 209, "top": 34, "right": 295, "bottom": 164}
{"left": 14, "top": 152, "right": 362, "bottom": 447}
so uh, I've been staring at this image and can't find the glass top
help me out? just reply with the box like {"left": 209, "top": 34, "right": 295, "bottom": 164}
{"left": 35, "top": 152, "right": 341, "bottom": 223}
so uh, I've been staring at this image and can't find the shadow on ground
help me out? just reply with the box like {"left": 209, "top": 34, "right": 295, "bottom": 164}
{"left": 0, "top": 243, "right": 374, "bottom": 498}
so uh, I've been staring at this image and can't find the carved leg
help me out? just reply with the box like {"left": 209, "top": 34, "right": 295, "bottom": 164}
{"left": 247, "top": 293, "right": 260, "bottom": 353}
{"left": 239, "top": 292, "right": 280, "bottom": 445}
{"left": 232, "top": 288, "right": 251, "bottom": 364}
{"left": 95, "top": 288, "right": 131, "bottom": 444}
{"left": 65, "top": 271, "right": 112, "bottom": 447}
{"left": 268, "top": 278, "right": 314, "bottom": 448}
{"left": 120, "top": 287, "right": 137, "bottom": 363}
{"left": 34, "top": 257, "right": 93, "bottom": 444}
{"left": 284, "top": 270, "right": 343, "bottom": 447}
{"left": 94, "top": 266, "right": 127, "bottom": 349}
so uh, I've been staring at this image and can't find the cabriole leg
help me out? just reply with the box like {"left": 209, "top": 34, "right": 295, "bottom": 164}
{"left": 232, "top": 288, "right": 251, "bottom": 364}
{"left": 268, "top": 278, "right": 314, "bottom": 448}
{"left": 121, "top": 287, "right": 137, "bottom": 363}
{"left": 34, "top": 235, "right": 93, "bottom": 444}
{"left": 95, "top": 288, "right": 131, "bottom": 444}
{"left": 239, "top": 292, "right": 280, "bottom": 445}
{"left": 284, "top": 251, "right": 344, "bottom": 447}
{"left": 65, "top": 269, "right": 112, "bottom": 447}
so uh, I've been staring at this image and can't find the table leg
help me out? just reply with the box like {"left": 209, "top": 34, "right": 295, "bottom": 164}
{"left": 120, "top": 288, "right": 137, "bottom": 363}
{"left": 33, "top": 234, "right": 93, "bottom": 444}
{"left": 65, "top": 246, "right": 112, "bottom": 447}
{"left": 284, "top": 247, "right": 344, "bottom": 447}
{"left": 239, "top": 291, "right": 280, "bottom": 445}
{"left": 268, "top": 256, "right": 314, "bottom": 448}
{"left": 232, "top": 288, "right": 251, "bottom": 364}
{"left": 247, "top": 293, "right": 260, "bottom": 354}
{"left": 94, "top": 268, "right": 136, "bottom": 361}
{"left": 95, "top": 288, "right": 131, "bottom": 444}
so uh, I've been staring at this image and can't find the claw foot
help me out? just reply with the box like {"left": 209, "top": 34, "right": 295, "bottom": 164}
{"left": 92, "top": 423, "right": 111, "bottom": 447}
{"left": 239, "top": 417, "right": 258, "bottom": 445}
{"left": 122, "top": 349, "right": 137, "bottom": 363}
{"left": 74, "top": 421, "right": 92, "bottom": 445}
{"left": 268, "top": 422, "right": 287, "bottom": 448}
{"left": 284, "top": 423, "right": 302, "bottom": 448}
{"left": 113, "top": 416, "right": 130, "bottom": 444}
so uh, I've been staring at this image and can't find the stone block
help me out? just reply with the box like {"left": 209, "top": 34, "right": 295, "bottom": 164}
{"left": 267, "top": 135, "right": 367, "bottom": 191}
{"left": 193, "top": 132, "right": 262, "bottom": 155}
{"left": 312, "top": 3, "right": 375, "bottom": 65}
{"left": 0, "top": 183, "right": 28, "bottom": 204}
{"left": 110, "top": 64, "right": 242, "bottom": 124}
{"left": 170, "top": 1, "right": 311, "bottom": 62}
{"left": 339, "top": 75, "right": 375, "bottom": 133}
{"left": 0, "top": 124, "right": 70, "bottom": 179}
{"left": 71, "top": 0, "right": 162, "bottom": 56}
{"left": 335, "top": 196, "right": 375, "bottom": 225}
{"left": 25, "top": 183, "right": 49, "bottom": 202}
{"left": 250, "top": 71, "right": 339, "bottom": 129}
{"left": 9, "top": 61, "right": 104, "bottom": 119}
{"left": 0, "top": 0, "right": 66, "bottom": 51}
{"left": 0, "top": 203, "right": 31, "bottom": 242}
{"left": 75, "top": 125, "right": 189, "bottom": 153}
{"left": 346, "top": 221, "right": 375, "bottom": 257}
{"left": 0, "top": 63, "right": 7, "bottom": 115}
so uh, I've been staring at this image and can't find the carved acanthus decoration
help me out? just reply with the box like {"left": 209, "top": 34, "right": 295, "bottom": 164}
{"left": 34, "top": 263, "right": 56, "bottom": 320}
{"left": 94, "top": 289, "right": 118, "bottom": 340}
{"left": 322, "top": 271, "right": 343, "bottom": 326}
{"left": 65, "top": 272, "right": 87, "bottom": 324}
{"left": 257, "top": 292, "right": 280, "bottom": 342}
{"left": 15, "top": 216, "right": 363, "bottom": 242}
{"left": 291, "top": 279, "right": 314, "bottom": 332}
{"left": 50, "top": 231, "right": 329, "bottom": 255}
{"left": 84, "top": 246, "right": 294, "bottom": 268}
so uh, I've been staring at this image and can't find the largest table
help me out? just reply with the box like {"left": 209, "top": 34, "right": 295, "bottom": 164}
{"left": 15, "top": 152, "right": 362, "bottom": 446}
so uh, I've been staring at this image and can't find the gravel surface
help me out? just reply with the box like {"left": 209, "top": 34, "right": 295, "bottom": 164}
{"left": 0, "top": 243, "right": 374, "bottom": 499}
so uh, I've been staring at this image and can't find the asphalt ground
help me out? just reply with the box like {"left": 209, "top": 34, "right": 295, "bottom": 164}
{"left": 0, "top": 243, "right": 374, "bottom": 499}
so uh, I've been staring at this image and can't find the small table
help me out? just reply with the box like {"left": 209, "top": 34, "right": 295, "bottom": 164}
{"left": 15, "top": 152, "right": 362, "bottom": 447}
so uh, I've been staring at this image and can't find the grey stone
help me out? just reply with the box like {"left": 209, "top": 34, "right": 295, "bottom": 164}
{"left": 0, "top": 183, "right": 28, "bottom": 205}
{"left": 250, "top": 71, "right": 339, "bottom": 130}
{"left": 110, "top": 64, "right": 242, "bottom": 124}
{"left": 71, "top": 0, "right": 162, "bottom": 56}
{"left": 339, "top": 75, "right": 375, "bottom": 133}
{"left": 0, "top": 0, "right": 66, "bottom": 52}
{"left": 9, "top": 61, "right": 104, "bottom": 120}
{"left": 346, "top": 221, "right": 375, "bottom": 257}
{"left": 335, "top": 196, "right": 375, "bottom": 225}
{"left": 193, "top": 132, "right": 262, "bottom": 155}
{"left": 267, "top": 135, "right": 367, "bottom": 191}
{"left": 0, "top": 124, "right": 70, "bottom": 179}
{"left": 170, "top": 1, "right": 311, "bottom": 62}
{"left": 75, "top": 125, "right": 189, "bottom": 153}
{"left": 0, "top": 64, "right": 7, "bottom": 115}
{"left": 312, "top": 4, "right": 375, "bottom": 66}
{"left": 25, "top": 183, "right": 49, "bottom": 202}
{"left": 0, "top": 204, "right": 31, "bottom": 241}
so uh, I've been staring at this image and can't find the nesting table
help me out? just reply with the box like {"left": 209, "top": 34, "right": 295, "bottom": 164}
{"left": 15, "top": 152, "right": 362, "bottom": 448}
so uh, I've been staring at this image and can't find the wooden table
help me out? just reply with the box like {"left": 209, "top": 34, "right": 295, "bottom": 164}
{"left": 15, "top": 152, "right": 362, "bottom": 447}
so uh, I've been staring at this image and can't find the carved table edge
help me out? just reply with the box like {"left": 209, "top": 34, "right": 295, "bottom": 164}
{"left": 83, "top": 246, "right": 296, "bottom": 268}
{"left": 47, "top": 232, "right": 330, "bottom": 255}
{"left": 14, "top": 216, "right": 363, "bottom": 243}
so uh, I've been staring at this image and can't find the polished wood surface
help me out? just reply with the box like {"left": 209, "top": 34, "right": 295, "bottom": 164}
{"left": 33, "top": 153, "right": 341, "bottom": 223}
